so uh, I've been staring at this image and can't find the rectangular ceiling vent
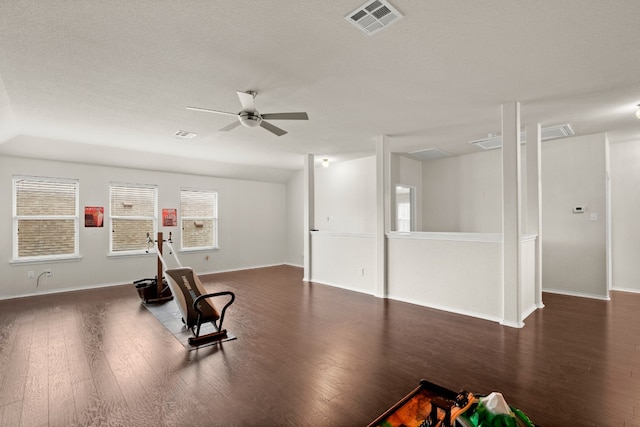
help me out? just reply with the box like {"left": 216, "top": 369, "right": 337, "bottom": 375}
{"left": 406, "top": 148, "right": 451, "bottom": 162}
{"left": 469, "top": 124, "right": 574, "bottom": 150}
{"left": 541, "top": 123, "right": 574, "bottom": 140}
{"left": 345, "top": 0, "right": 403, "bottom": 35}
{"left": 174, "top": 130, "right": 198, "bottom": 139}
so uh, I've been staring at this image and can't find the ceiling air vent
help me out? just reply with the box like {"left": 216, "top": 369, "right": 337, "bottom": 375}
{"left": 406, "top": 148, "right": 451, "bottom": 161}
{"left": 174, "top": 130, "right": 197, "bottom": 139}
{"left": 469, "top": 134, "right": 513, "bottom": 150}
{"left": 469, "top": 124, "right": 574, "bottom": 150}
{"left": 541, "top": 123, "right": 574, "bottom": 140}
{"left": 345, "top": 0, "right": 403, "bottom": 35}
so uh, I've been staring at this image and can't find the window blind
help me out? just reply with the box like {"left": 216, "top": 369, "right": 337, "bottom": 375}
{"left": 13, "top": 176, "right": 79, "bottom": 259}
{"left": 110, "top": 184, "right": 157, "bottom": 253}
{"left": 181, "top": 189, "right": 217, "bottom": 250}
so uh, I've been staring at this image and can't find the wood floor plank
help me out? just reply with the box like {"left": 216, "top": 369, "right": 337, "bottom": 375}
{"left": 0, "top": 400, "right": 21, "bottom": 427}
{"left": 20, "top": 307, "right": 51, "bottom": 427}
{"left": 0, "top": 312, "right": 34, "bottom": 407}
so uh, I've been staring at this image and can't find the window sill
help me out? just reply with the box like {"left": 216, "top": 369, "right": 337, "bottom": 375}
{"left": 11, "top": 255, "right": 82, "bottom": 265}
{"left": 179, "top": 247, "right": 220, "bottom": 253}
{"left": 108, "top": 251, "right": 157, "bottom": 259}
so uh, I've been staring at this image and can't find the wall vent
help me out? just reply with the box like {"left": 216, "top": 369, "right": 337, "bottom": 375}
{"left": 406, "top": 148, "right": 451, "bottom": 161}
{"left": 469, "top": 124, "right": 574, "bottom": 150}
{"left": 345, "top": 0, "right": 403, "bottom": 35}
{"left": 174, "top": 130, "right": 198, "bottom": 139}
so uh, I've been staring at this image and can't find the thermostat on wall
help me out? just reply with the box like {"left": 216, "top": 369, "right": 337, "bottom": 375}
{"left": 573, "top": 206, "right": 585, "bottom": 213}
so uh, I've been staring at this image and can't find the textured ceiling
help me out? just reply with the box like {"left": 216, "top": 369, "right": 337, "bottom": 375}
{"left": 1, "top": 1, "right": 640, "bottom": 182}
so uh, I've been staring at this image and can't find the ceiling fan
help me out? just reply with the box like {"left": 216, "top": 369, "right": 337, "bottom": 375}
{"left": 187, "top": 90, "right": 309, "bottom": 136}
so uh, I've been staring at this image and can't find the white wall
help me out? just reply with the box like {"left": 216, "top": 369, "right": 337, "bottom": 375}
{"left": 418, "top": 134, "right": 609, "bottom": 299}
{"left": 422, "top": 149, "right": 502, "bottom": 232}
{"left": 310, "top": 231, "right": 376, "bottom": 294}
{"left": 314, "top": 156, "right": 376, "bottom": 233}
{"left": 285, "top": 170, "right": 304, "bottom": 267}
{"left": 311, "top": 155, "right": 377, "bottom": 291}
{"left": 387, "top": 234, "right": 503, "bottom": 322}
{"left": 541, "top": 133, "right": 609, "bottom": 298}
{"left": 610, "top": 140, "right": 640, "bottom": 293}
{"left": 1, "top": 155, "right": 287, "bottom": 299}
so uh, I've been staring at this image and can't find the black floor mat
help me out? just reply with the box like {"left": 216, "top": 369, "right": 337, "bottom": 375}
{"left": 142, "top": 298, "right": 236, "bottom": 351}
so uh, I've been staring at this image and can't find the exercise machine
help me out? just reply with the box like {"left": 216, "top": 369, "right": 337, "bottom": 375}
{"left": 148, "top": 232, "right": 236, "bottom": 346}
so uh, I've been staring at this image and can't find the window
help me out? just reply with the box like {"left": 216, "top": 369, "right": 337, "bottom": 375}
{"left": 13, "top": 175, "right": 79, "bottom": 261}
{"left": 110, "top": 183, "right": 157, "bottom": 254}
{"left": 181, "top": 189, "right": 218, "bottom": 250}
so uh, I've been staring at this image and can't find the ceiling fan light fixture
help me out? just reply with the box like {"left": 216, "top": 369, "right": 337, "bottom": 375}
{"left": 239, "top": 112, "right": 262, "bottom": 128}
{"left": 187, "top": 90, "right": 308, "bottom": 136}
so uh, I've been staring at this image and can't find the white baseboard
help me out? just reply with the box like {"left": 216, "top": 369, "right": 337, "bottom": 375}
{"left": 0, "top": 281, "right": 131, "bottom": 301}
{"left": 543, "top": 288, "right": 610, "bottom": 300}
{"left": 611, "top": 287, "right": 640, "bottom": 294}
{"left": 386, "top": 294, "right": 503, "bottom": 324}
{"left": 521, "top": 303, "right": 538, "bottom": 320}
{"left": 199, "top": 262, "right": 288, "bottom": 276}
{"left": 283, "top": 262, "right": 303, "bottom": 269}
{"left": 307, "top": 278, "right": 375, "bottom": 296}
{"left": 500, "top": 319, "right": 525, "bottom": 328}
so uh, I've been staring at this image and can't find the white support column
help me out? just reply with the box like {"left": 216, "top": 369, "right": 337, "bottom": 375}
{"left": 303, "top": 154, "right": 315, "bottom": 282}
{"left": 526, "top": 123, "right": 544, "bottom": 308}
{"left": 502, "top": 102, "right": 524, "bottom": 328}
{"left": 375, "top": 135, "right": 391, "bottom": 297}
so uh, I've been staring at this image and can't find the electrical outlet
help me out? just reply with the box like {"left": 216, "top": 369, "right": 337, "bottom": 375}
{"left": 45, "top": 270, "right": 52, "bottom": 277}
{"left": 27, "top": 271, "right": 35, "bottom": 279}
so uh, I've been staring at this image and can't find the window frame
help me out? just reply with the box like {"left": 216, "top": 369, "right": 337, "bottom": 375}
{"left": 109, "top": 182, "right": 158, "bottom": 256}
{"left": 12, "top": 175, "right": 80, "bottom": 263}
{"left": 180, "top": 188, "right": 219, "bottom": 252}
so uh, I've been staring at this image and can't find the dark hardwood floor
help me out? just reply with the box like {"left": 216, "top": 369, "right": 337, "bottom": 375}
{"left": 1, "top": 265, "right": 639, "bottom": 426}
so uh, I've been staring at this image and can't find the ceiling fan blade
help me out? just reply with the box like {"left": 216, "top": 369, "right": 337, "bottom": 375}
{"left": 219, "top": 120, "right": 241, "bottom": 132}
{"left": 261, "top": 112, "right": 309, "bottom": 121}
{"left": 236, "top": 91, "right": 256, "bottom": 112}
{"left": 186, "top": 106, "right": 237, "bottom": 116}
{"left": 260, "top": 120, "right": 287, "bottom": 136}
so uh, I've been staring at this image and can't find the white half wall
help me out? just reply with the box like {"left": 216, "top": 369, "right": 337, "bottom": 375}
{"left": 387, "top": 233, "right": 537, "bottom": 324}
{"left": 387, "top": 233, "right": 503, "bottom": 322}
{"left": 310, "top": 231, "right": 376, "bottom": 294}
{"left": 610, "top": 140, "right": 640, "bottom": 293}
{"left": 0, "top": 155, "right": 288, "bottom": 299}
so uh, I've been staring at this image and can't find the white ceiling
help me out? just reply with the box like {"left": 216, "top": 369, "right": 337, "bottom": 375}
{"left": 1, "top": 1, "right": 640, "bottom": 183}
